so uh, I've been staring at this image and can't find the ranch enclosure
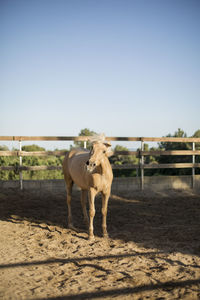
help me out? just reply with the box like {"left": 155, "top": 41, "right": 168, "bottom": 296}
{"left": 1, "top": 135, "right": 200, "bottom": 191}
{"left": 0, "top": 136, "right": 200, "bottom": 299}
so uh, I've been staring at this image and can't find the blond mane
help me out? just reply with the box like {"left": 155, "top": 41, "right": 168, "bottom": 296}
{"left": 88, "top": 133, "right": 106, "bottom": 144}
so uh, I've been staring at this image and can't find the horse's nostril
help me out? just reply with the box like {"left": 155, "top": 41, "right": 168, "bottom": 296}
{"left": 86, "top": 161, "right": 89, "bottom": 166}
{"left": 93, "top": 163, "right": 96, "bottom": 167}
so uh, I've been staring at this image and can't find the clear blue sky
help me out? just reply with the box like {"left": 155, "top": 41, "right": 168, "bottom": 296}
{"left": 1, "top": 0, "right": 200, "bottom": 146}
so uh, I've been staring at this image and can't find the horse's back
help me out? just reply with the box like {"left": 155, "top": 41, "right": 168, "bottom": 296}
{"left": 68, "top": 148, "right": 88, "bottom": 158}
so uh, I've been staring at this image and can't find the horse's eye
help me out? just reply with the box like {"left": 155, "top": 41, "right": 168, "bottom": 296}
{"left": 103, "top": 150, "right": 106, "bottom": 154}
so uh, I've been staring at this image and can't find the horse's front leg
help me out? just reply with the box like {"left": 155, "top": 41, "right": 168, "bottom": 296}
{"left": 101, "top": 191, "right": 110, "bottom": 238}
{"left": 88, "top": 188, "right": 96, "bottom": 240}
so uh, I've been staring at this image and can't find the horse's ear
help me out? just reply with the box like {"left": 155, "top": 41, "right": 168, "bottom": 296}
{"left": 103, "top": 142, "right": 113, "bottom": 157}
{"left": 103, "top": 141, "right": 111, "bottom": 148}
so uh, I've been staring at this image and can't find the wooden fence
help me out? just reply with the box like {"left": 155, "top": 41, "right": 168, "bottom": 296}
{"left": 0, "top": 136, "right": 200, "bottom": 190}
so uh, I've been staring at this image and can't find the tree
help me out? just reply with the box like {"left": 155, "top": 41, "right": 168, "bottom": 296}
{"left": 159, "top": 128, "right": 188, "bottom": 150}
{"left": 192, "top": 130, "right": 200, "bottom": 170}
{"left": 73, "top": 128, "right": 97, "bottom": 149}
{"left": 0, "top": 145, "right": 9, "bottom": 151}
{"left": 158, "top": 128, "right": 191, "bottom": 175}
{"left": 193, "top": 129, "right": 200, "bottom": 150}
{"left": 22, "top": 144, "right": 45, "bottom": 152}
{"left": 144, "top": 145, "right": 157, "bottom": 164}
{"left": 111, "top": 145, "right": 138, "bottom": 165}
{"left": 110, "top": 145, "right": 139, "bottom": 177}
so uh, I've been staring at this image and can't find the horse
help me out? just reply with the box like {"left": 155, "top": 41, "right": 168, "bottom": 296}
{"left": 63, "top": 136, "right": 113, "bottom": 240}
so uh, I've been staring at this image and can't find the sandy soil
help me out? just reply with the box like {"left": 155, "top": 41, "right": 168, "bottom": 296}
{"left": 0, "top": 187, "right": 200, "bottom": 300}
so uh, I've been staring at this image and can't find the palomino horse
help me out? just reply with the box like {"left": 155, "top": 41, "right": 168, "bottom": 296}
{"left": 63, "top": 136, "right": 113, "bottom": 240}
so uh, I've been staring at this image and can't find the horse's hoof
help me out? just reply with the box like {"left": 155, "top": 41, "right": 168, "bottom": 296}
{"left": 88, "top": 235, "right": 95, "bottom": 241}
{"left": 103, "top": 233, "right": 109, "bottom": 239}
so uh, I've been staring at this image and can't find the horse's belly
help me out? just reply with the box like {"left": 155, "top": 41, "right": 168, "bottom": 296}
{"left": 71, "top": 172, "right": 88, "bottom": 190}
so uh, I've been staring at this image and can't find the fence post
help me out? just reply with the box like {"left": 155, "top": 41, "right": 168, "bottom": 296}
{"left": 140, "top": 140, "right": 144, "bottom": 190}
{"left": 84, "top": 141, "right": 87, "bottom": 149}
{"left": 19, "top": 140, "right": 23, "bottom": 190}
{"left": 192, "top": 142, "right": 195, "bottom": 188}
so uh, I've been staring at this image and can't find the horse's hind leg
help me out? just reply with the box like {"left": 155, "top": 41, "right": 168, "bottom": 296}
{"left": 81, "top": 190, "right": 89, "bottom": 227}
{"left": 63, "top": 154, "right": 77, "bottom": 231}
{"left": 66, "top": 177, "right": 74, "bottom": 229}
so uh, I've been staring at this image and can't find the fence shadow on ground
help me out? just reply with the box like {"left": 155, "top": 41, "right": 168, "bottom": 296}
{"left": 0, "top": 253, "right": 199, "bottom": 299}
{"left": 33, "top": 278, "right": 200, "bottom": 300}
{"left": 0, "top": 188, "right": 200, "bottom": 255}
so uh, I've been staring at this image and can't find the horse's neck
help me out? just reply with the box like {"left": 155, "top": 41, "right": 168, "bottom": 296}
{"left": 100, "top": 157, "right": 111, "bottom": 178}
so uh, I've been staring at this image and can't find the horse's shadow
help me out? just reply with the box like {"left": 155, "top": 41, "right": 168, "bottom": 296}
{"left": 0, "top": 188, "right": 200, "bottom": 255}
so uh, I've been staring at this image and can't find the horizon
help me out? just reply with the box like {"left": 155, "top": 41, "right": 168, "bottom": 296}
{"left": 0, "top": 126, "right": 199, "bottom": 151}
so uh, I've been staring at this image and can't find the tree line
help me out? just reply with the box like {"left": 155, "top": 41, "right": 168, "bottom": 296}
{"left": 0, "top": 128, "right": 199, "bottom": 180}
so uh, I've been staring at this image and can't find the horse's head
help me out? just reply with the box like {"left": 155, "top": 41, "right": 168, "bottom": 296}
{"left": 86, "top": 141, "right": 113, "bottom": 173}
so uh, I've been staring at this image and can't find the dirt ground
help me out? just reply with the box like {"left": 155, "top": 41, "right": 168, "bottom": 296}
{"left": 0, "top": 187, "right": 200, "bottom": 300}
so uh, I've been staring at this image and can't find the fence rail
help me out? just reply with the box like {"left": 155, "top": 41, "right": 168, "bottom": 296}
{"left": 1, "top": 136, "right": 200, "bottom": 142}
{"left": 1, "top": 150, "right": 200, "bottom": 157}
{"left": 0, "top": 136, "right": 200, "bottom": 190}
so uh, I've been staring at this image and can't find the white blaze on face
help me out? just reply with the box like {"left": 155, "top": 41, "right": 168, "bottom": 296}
{"left": 86, "top": 159, "right": 96, "bottom": 173}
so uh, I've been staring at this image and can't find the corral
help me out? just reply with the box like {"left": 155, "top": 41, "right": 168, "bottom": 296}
{"left": 0, "top": 136, "right": 200, "bottom": 299}
{"left": 0, "top": 187, "right": 200, "bottom": 299}
{"left": 1, "top": 135, "right": 200, "bottom": 190}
